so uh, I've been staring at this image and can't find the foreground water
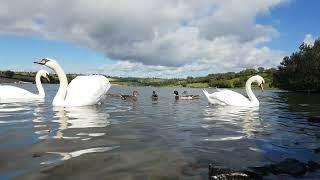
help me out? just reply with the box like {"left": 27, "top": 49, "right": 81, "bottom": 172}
{"left": 1, "top": 84, "right": 320, "bottom": 179}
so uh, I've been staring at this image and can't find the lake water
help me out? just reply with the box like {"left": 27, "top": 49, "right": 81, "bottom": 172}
{"left": 1, "top": 84, "right": 320, "bottom": 179}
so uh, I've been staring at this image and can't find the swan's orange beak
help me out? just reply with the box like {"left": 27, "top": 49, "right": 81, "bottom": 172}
{"left": 34, "top": 59, "right": 46, "bottom": 65}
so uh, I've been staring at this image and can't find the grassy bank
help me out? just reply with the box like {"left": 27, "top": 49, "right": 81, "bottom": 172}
{"left": 0, "top": 67, "right": 276, "bottom": 89}
{"left": 110, "top": 68, "right": 276, "bottom": 89}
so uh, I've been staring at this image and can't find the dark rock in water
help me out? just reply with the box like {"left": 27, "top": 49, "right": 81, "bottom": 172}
{"left": 250, "top": 158, "right": 320, "bottom": 177}
{"left": 210, "top": 158, "right": 320, "bottom": 179}
{"left": 208, "top": 164, "right": 262, "bottom": 180}
{"left": 307, "top": 116, "right": 320, "bottom": 123}
{"left": 268, "top": 158, "right": 307, "bottom": 176}
{"left": 249, "top": 166, "right": 269, "bottom": 176}
{"left": 307, "top": 161, "right": 320, "bottom": 172}
{"left": 32, "top": 153, "right": 41, "bottom": 158}
{"left": 313, "top": 147, "right": 320, "bottom": 154}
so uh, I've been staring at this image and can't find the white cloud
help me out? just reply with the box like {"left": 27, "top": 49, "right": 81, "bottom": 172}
{"left": 303, "top": 34, "right": 315, "bottom": 47}
{"left": 0, "top": 0, "right": 287, "bottom": 77}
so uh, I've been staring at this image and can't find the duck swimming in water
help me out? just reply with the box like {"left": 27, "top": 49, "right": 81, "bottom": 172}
{"left": 174, "top": 90, "right": 200, "bottom": 100}
{"left": 121, "top": 91, "right": 139, "bottom": 101}
{"left": 151, "top": 91, "right": 158, "bottom": 101}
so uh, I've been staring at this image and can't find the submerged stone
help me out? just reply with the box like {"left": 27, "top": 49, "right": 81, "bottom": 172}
{"left": 32, "top": 153, "right": 41, "bottom": 158}
{"left": 314, "top": 147, "right": 320, "bottom": 154}
{"left": 209, "top": 158, "right": 320, "bottom": 179}
{"left": 307, "top": 116, "right": 320, "bottom": 123}
{"left": 268, "top": 158, "right": 307, "bottom": 176}
{"left": 208, "top": 164, "right": 262, "bottom": 180}
{"left": 307, "top": 161, "right": 320, "bottom": 172}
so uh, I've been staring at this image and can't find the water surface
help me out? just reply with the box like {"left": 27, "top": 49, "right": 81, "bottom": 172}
{"left": 1, "top": 84, "right": 320, "bottom": 179}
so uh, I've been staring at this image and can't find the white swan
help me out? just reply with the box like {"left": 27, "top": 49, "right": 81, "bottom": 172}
{"left": 203, "top": 75, "right": 265, "bottom": 107}
{"left": 34, "top": 58, "right": 111, "bottom": 106}
{"left": 0, "top": 70, "right": 49, "bottom": 100}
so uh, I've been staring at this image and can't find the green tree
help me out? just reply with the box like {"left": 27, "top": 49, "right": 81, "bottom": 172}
{"left": 258, "top": 67, "right": 265, "bottom": 73}
{"left": 4, "top": 70, "right": 15, "bottom": 78}
{"left": 274, "top": 39, "right": 320, "bottom": 92}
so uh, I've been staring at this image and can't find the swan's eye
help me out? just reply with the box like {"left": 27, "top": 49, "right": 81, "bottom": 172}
{"left": 42, "top": 59, "right": 50, "bottom": 64}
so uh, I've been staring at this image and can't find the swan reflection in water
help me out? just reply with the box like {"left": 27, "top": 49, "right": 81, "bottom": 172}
{"left": 41, "top": 146, "right": 119, "bottom": 165}
{"left": 32, "top": 105, "right": 117, "bottom": 165}
{"left": 203, "top": 105, "right": 269, "bottom": 141}
{"left": 33, "top": 105, "right": 110, "bottom": 140}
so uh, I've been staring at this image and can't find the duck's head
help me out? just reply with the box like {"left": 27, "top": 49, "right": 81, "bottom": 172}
{"left": 173, "top": 90, "right": 179, "bottom": 95}
{"left": 133, "top": 91, "right": 139, "bottom": 96}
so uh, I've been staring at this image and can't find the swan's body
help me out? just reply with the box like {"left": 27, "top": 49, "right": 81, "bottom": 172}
{"left": 35, "top": 58, "right": 111, "bottom": 106}
{"left": 0, "top": 70, "right": 49, "bottom": 100}
{"left": 203, "top": 75, "right": 265, "bottom": 107}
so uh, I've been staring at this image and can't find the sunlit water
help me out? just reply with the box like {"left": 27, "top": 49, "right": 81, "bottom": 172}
{"left": 1, "top": 84, "right": 320, "bottom": 179}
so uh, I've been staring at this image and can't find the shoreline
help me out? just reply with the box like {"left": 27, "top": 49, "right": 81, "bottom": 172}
{"left": 0, "top": 77, "right": 276, "bottom": 90}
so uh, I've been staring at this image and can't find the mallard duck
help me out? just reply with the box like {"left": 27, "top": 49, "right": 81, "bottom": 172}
{"left": 121, "top": 91, "right": 139, "bottom": 101}
{"left": 151, "top": 91, "right": 158, "bottom": 101}
{"left": 173, "top": 90, "right": 199, "bottom": 100}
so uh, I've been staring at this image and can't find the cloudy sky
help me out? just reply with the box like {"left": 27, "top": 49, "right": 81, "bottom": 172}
{"left": 0, "top": 0, "right": 318, "bottom": 78}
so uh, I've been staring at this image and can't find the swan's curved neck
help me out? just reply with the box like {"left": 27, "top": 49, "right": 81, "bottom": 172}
{"left": 51, "top": 64, "right": 68, "bottom": 105}
{"left": 245, "top": 77, "right": 258, "bottom": 104}
{"left": 35, "top": 72, "right": 45, "bottom": 98}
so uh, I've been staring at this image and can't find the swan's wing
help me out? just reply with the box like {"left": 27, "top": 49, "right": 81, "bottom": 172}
{"left": 203, "top": 89, "right": 249, "bottom": 106}
{"left": 65, "top": 75, "right": 111, "bottom": 106}
{"left": 215, "top": 88, "right": 224, "bottom": 92}
{"left": 0, "top": 85, "right": 38, "bottom": 99}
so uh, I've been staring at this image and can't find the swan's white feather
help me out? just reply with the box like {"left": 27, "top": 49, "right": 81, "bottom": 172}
{"left": 203, "top": 89, "right": 251, "bottom": 106}
{"left": 203, "top": 75, "right": 264, "bottom": 107}
{"left": 64, "top": 75, "right": 111, "bottom": 106}
{"left": 0, "top": 85, "right": 40, "bottom": 99}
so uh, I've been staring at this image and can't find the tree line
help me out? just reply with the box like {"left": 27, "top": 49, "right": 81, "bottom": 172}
{"left": 1, "top": 38, "right": 319, "bottom": 92}
{"left": 110, "top": 67, "right": 275, "bottom": 88}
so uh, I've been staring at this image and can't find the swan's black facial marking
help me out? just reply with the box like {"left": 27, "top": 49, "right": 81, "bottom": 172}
{"left": 34, "top": 58, "right": 50, "bottom": 65}
{"left": 259, "top": 82, "right": 264, "bottom": 92}
{"left": 46, "top": 74, "right": 51, "bottom": 82}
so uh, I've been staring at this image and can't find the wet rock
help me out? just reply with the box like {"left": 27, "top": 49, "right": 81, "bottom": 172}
{"left": 250, "top": 158, "right": 320, "bottom": 177}
{"left": 208, "top": 164, "right": 262, "bottom": 180}
{"left": 307, "top": 116, "right": 320, "bottom": 123}
{"left": 249, "top": 166, "right": 269, "bottom": 176}
{"left": 209, "top": 159, "right": 320, "bottom": 179}
{"left": 268, "top": 158, "right": 307, "bottom": 176}
{"left": 32, "top": 153, "right": 41, "bottom": 158}
{"left": 307, "top": 161, "right": 320, "bottom": 172}
{"left": 182, "top": 163, "right": 202, "bottom": 176}
{"left": 294, "top": 142, "right": 300, "bottom": 145}
{"left": 314, "top": 147, "right": 320, "bottom": 154}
